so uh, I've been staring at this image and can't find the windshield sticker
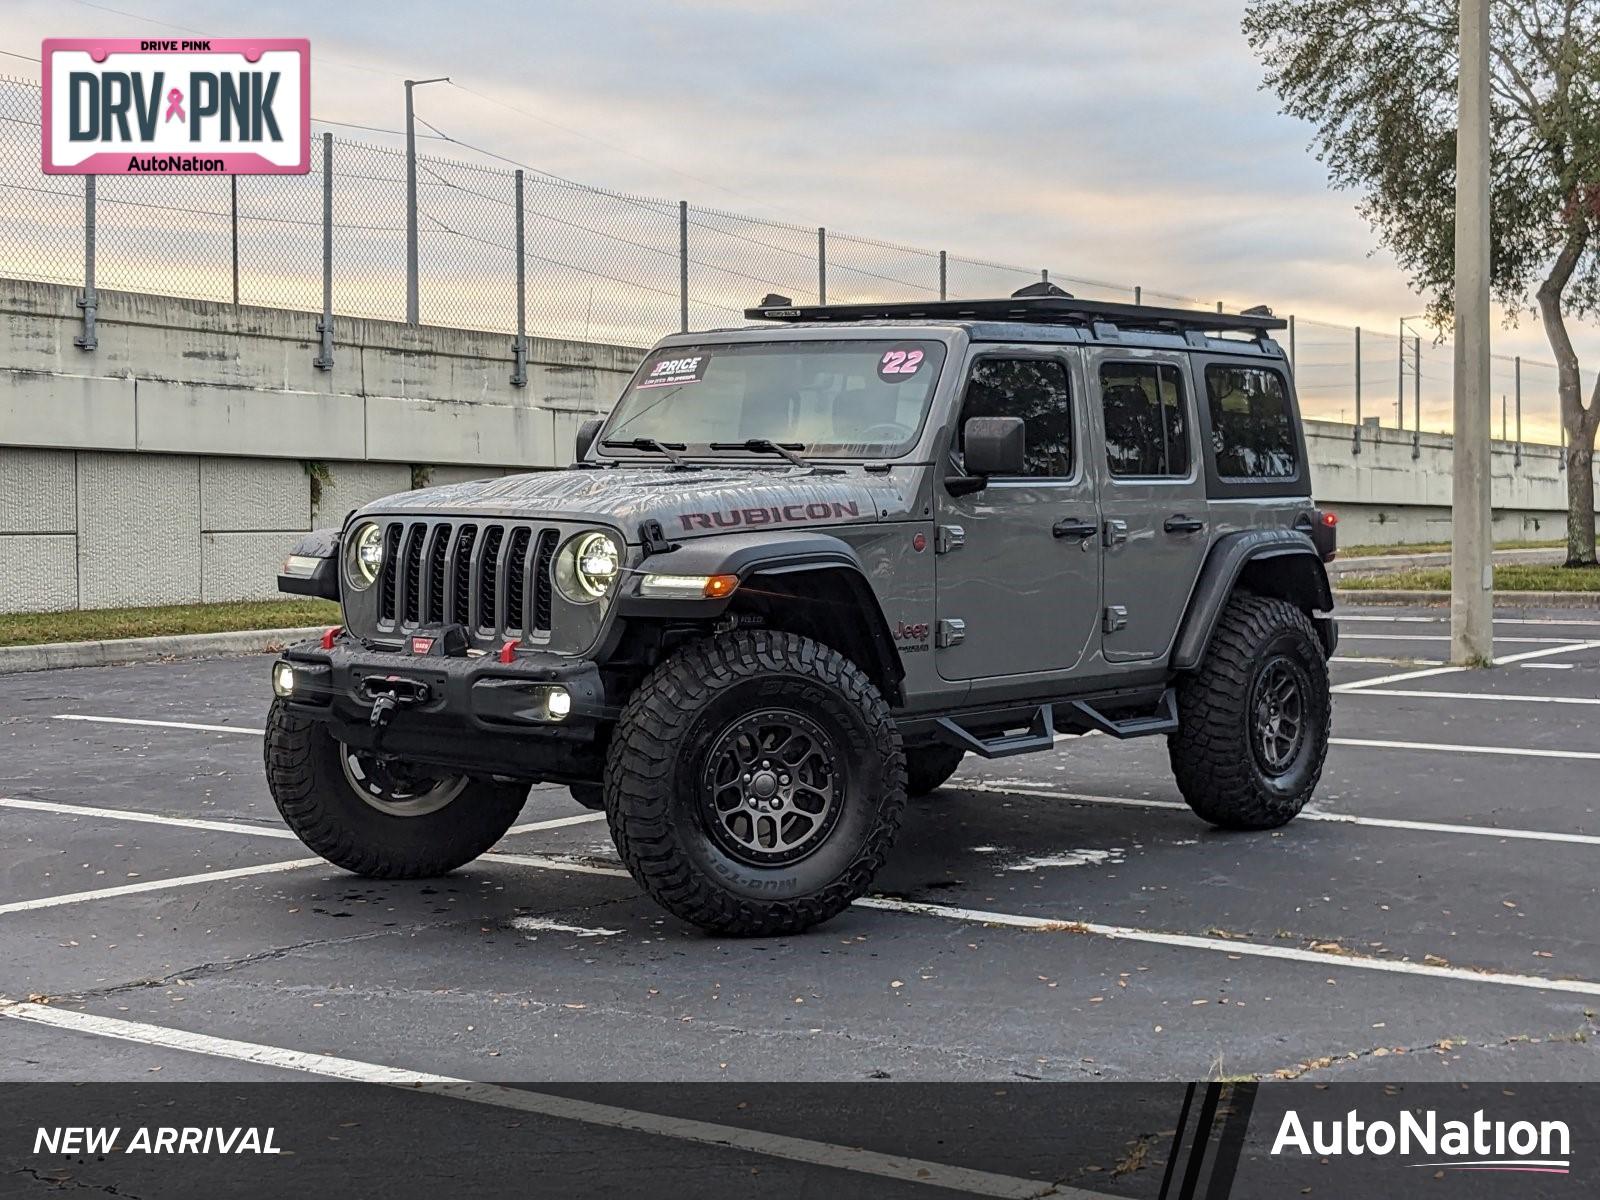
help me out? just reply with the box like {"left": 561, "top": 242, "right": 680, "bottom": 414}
{"left": 877, "top": 346, "right": 926, "bottom": 382}
{"left": 638, "top": 354, "right": 709, "bottom": 389}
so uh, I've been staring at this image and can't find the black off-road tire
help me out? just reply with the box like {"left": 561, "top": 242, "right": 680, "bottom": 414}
{"left": 604, "top": 630, "right": 907, "bottom": 936}
{"left": 1168, "top": 593, "right": 1330, "bottom": 830}
{"left": 906, "top": 745, "right": 965, "bottom": 797}
{"left": 263, "top": 699, "right": 528, "bottom": 877}
{"left": 569, "top": 783, "right": 605, "bottom": 811}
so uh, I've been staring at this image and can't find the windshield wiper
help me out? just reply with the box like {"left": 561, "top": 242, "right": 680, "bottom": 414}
{"left": 601, "top": 438, "right": 697, "bottom": 469}
{"left": 709, "top": 439, "right": 813, "bottom": 468}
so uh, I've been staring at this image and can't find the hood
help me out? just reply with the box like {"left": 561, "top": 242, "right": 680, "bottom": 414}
{"left": 362, "top": 465, "right": 918, "bottom": 542}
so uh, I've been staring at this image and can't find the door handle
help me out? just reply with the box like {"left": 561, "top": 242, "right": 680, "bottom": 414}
{"left": 1052, "top": 517, "right": 1098, "bottom": 541}
{"left": 1163, "top": 514, "right": 1206, "bottom": 535}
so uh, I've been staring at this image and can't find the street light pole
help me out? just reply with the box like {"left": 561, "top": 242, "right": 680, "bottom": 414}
{"left": 1451, "top": 0, "right": 1493, "bottom": 665}
{"left": 405, "top": 76, "right": 449, "bottom": 326}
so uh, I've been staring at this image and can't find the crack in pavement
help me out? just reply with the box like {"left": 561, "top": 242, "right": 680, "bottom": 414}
{"left": 1268, "top": 1015, "right": 1600, "bottom": 1080}
{"left": 10, "top": 1165, "right": 145, "bottom": 1199}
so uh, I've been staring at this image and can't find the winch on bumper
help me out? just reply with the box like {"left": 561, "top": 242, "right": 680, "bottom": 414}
{"left": 270, "top": 633, "right": 615, "bottom": 782}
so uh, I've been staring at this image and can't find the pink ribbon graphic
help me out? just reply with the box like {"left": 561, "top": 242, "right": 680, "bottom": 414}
{"left": 164, "top": 88, "right": 185, "bottom": 123}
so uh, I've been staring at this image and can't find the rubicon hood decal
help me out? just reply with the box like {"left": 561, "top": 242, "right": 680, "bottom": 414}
{"left": 363, "top": 467, "right": 916, "bottom": 540}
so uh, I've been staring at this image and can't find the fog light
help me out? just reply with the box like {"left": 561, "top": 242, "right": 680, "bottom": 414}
{"left": 545, "top": 687, "right": 572, "bottom": 721}
{"left": 272, "top": 662, "right": 295, "bottom": 698}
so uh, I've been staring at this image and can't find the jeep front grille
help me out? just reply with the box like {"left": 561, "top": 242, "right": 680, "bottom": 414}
{"left": 373, "top": 519, "right": 559, "bottom": 643}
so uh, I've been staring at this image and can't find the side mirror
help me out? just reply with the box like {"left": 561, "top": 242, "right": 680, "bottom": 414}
{"left": 575, "top": 418, "right": 604, "bottom": 462}
{"left": 962, "top": 416, "right": 1026, "bottom": 477}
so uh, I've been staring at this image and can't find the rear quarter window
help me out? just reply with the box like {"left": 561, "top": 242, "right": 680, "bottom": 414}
{"left": 1204, "top": 364, "right": 1298, "bottom": 479}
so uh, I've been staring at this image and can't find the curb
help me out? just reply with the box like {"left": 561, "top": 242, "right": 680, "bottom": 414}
{"left": 1334, "top": 589, "right": 1600, "bottom": 610}
{"left": 0, "top": 627, "right": 325, "bottom": 675}
{"left": 1327, "top": 546, "right": 1564, "bottom": 579}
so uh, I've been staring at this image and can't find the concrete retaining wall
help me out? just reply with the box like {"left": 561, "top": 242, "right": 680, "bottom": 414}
{"left": 0, "top": 279, "right": 636, "bottom": 612}
{"left": 3, "top": 275, "right": 1597, "bottom": 613}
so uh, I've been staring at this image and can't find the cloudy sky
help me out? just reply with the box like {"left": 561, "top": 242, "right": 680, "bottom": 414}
{"left": 7, "top": 0, "right": 1595, "bottom": 435}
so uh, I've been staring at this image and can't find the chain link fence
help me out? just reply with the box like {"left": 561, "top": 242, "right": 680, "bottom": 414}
{"left": 0, "top": 74, "right": 1570, "bottom": 446}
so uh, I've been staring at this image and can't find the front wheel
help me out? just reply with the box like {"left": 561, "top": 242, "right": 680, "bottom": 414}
{"left": 1168, "top": 594, "right": 1330, "bottom": 830}
{"left": 263, "top": 699, "right": 528, "bottom": 877}
{"left": 604, "top": 631, "right": 907, "bottom": 936}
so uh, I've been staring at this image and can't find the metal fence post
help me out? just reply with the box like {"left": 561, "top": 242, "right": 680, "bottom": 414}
{"left": 511, "top": 169, "right": 527, "bottom": 388}
{"left": 313, "top": 133, "right": 334, "bottom": 371}
{"left": 1041, "top": 268, "right": 1049, "bottom": 284}
{"left": 1135, "top": 285, "right": 1143, "bottom": 306}
{"left": 817, "top": 227, "right": 827, "bottom": 304}
{"left": 938, "top": 251, "right": 947, "bottom": 300}
{"left": 230, "top": 175, "right": 240, "bottom": 306}
{"left": 1514, "top": 355, "right": 1522, "bottom": 467}
{"left": 74, "top": 175, "right": 98, "bottom": 350}
{"left": 678, "top": 201, "right": 689, "bottom": 333}
{"left": 1352, "top": 326, "right": 1362, "bottom": 454}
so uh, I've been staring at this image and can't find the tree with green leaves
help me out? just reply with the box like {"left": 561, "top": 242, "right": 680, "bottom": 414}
{"left": 1243, "top": 0, "right": 1600, "bottom": 564}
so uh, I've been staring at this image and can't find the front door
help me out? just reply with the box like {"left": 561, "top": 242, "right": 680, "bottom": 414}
{"left": 1092, "top": 349, "right": 1210, "bottom": 662}
{"left": 935, "top": 349, "right": 1101, "bottom": 682}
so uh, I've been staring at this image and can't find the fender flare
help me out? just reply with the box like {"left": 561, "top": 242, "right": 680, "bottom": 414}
{"left": 616, "top": 530, "right": 904, "bottom": 702}
{"left": 1170, "top": 530, "right": 1334, "bottom": 670}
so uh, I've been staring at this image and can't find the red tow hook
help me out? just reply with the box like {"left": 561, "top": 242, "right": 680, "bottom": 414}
{"left": 498, "top": 639, "right": 518, "bottom": 664}
{"left": 320, "top": 626, "right": 341, "bottom": 650}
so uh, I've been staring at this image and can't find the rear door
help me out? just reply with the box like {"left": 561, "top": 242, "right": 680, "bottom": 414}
{"left": 934, "top": 347, "right": 1101, "bottom": 681}
{"left": 1092, "top": 348, "right": 1209, "bottom": 662}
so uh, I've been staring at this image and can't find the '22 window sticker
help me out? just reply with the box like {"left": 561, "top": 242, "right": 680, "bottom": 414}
{"left": 877, "top": 346, "right": 926, "bottom": 382}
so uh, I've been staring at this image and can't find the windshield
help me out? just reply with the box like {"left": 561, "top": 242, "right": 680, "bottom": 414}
{"left": 600, "top": 339, "right": 947, "bottom": 458}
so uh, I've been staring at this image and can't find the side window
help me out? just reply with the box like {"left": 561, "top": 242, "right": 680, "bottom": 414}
{"left": 957, "top": 357, "right": 1074, "bottom": 478}
{"left": 1204, "top": 365, "right": 1298, "bottom": 479}
{"left": 1100, "top": 362, "right": 1190, "bottom": 478}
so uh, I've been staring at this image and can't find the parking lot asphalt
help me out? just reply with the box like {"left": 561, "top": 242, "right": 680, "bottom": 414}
{"left": 3, "top": 604, "right": 1599, "bottom": 1104}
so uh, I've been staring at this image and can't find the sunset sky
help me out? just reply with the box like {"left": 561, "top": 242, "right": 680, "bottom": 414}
{"left": 6, "top": 0, "right": 1594, "bottom": 441}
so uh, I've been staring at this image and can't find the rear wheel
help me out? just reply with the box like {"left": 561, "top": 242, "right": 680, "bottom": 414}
{"left": 906, "top": 745, "right": 965, "bottom": 797}
{"left": 604, "top": 630, "right": 906, "bottom": 936}
{"left": 1168, "top": 594, "right": 1329, "bottom": 830}
{"left": 264, "top": 699, "right": 527, "bottom": 877}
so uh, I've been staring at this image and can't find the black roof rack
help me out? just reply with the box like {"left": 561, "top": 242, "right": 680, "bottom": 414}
{"left": 742, "top": 295, "right": 1288, "bottom": 336}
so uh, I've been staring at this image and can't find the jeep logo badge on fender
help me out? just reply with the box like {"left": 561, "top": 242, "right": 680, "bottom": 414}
{"left": 42, "top": 38, "right": 310, "bottom": 174}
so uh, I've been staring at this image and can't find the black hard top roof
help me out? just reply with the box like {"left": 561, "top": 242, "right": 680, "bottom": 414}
{"left": 743, "top": 295, "right": 1288, "bottom": 337}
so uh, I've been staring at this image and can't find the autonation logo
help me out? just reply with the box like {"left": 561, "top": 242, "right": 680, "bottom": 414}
{"left": 1272, "top": 1108, "right": 1571, "bottom": 1175}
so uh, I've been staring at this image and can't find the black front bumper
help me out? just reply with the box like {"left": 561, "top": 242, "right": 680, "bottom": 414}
{"left": 275, "top": 637, "right": 615, "bottom": 783}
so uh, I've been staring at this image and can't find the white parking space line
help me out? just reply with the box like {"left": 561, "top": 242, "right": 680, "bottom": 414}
{"left": 1331, "top": 655, "right": 1442, "bottom": 666}
{"left": 1332, "top": 639, "right": 1600, "bottom": 692}
{"left": 957, "top": 783, "right": 1600, "bottom": 848}
{"left": 0, "top": 1001, "right": 1103, "bottom": 1200}
{"left": 1348, "top": 688, "right": 1600, "bottom": 706}
{"left": 505, "top": 813, "right": 605, "bottom": 836}
{"left": 0, "top": 796, "right": 297, "bottom": 838}
{"left": 1336, "top": 614, "right": 1600, "bottom": 627}
{"left": 12, "top": 791, "right": 1600, "bottom": 1003}
{"left": 0, "top": 859, "right": 323, "bottom": 916}
{"left": 850, "top": 898, "right": 1600, "bottom": 999}
{"left": 1342, "top": 634, "right": 1589, "bottom": 644}
{"left": 1331, "top": 737, "right": 1600, "bottom": 761}
{"left": 54, "top": 714, "right": 267, "bottom": 736}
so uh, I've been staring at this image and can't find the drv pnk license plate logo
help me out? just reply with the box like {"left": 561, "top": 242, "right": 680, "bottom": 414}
{"left": 42, "top": 39, "right": 310, "bottom": 174}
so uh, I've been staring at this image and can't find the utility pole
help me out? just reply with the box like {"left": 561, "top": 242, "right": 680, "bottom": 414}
{"left": 404, "top": 76, "right": 449, "bottom": 326}
{"left": 1451, "top": 0, "right": 1493, "bottom": 665}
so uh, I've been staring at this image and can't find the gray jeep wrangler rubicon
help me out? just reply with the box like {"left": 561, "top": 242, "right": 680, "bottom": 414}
{"left": 268, "top": 288, "right": 1338, "bottom": 936}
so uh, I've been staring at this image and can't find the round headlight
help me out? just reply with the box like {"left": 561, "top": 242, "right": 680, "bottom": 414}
{"left": 345, "top": 522, "right": 385, "bottom": 590}
{"left": 562, "top": 531, "right": 620, "bottom": 601}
